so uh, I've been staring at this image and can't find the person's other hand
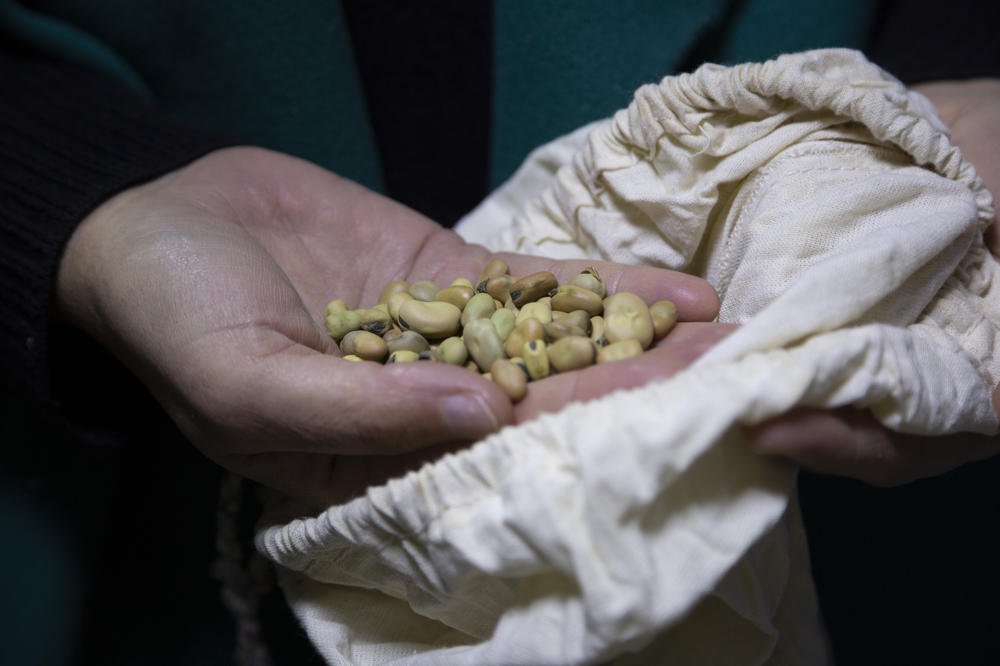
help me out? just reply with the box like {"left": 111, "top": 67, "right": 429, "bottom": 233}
{"left": 57, "top": 146, "right": 720, "bottom": 506}
{"left": 744, "top": 78, "right": 1000, "bottom": 485}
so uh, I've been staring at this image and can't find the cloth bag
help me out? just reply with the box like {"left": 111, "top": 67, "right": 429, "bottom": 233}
{"left": 256, "top": 49, "right": 1000, "bottom": 665}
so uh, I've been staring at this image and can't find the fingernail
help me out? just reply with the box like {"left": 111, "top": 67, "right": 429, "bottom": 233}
{"left": 441, "top": 392, "right": 499, "bottom": 440}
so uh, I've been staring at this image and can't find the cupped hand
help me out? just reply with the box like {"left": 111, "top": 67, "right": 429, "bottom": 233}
{"left": 744, "top": 78, "right": 1000, "bottom": 485}
{"left": 57, "top": 146, "right": 720, "bottom": 506}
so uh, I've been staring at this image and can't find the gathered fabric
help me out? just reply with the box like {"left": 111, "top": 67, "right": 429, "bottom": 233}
{"left": 256, "top": 50, "right": 998, "bottom": 665}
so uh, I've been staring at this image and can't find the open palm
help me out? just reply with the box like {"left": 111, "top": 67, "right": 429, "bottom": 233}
{"left": 57, "top": 146, "right": 721, "bottom": 505}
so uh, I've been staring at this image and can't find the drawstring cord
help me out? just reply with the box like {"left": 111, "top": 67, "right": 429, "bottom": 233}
{"left": 213, "top": 471, "right": 274, "bottom": 666}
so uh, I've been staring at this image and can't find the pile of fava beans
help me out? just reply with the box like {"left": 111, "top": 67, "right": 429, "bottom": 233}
{"left": 324, "top": 259, "right": 678, "bottom": 403}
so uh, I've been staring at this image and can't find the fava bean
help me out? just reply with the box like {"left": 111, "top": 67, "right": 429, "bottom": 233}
{"left": 463, "top": 318, "right": 506, "bottom": 371}
{"left": 569, "top": 266, "right": 606, "bottom": 298}
{"left": 436, "top": 285, "right": 476, "bottom": 309}
{"left": 490, "top": 308, "right": 516, "bottom": 342}
{"left": 387, "top": 350, "right": 421, "bottom": 363}
{"left": 544, "top": 320, "right": 587, "bottom": 341}
{"left": 351, "top": 331, "right": 388, "bottom": 362}
{"left": 477, "top": 258, "right": 510, "bottom": 283}
{"left": 326, "top": 309, "right": 362, "bottom": 340}
{"left": 559, "top": 309, "right": 592, "bottom": 334}
{"left": 504, "top": 317, "right": 546, "bottom": 358}
{"left": 359, "top": 308, "right": 393, "bottom": 336}
{"left": 398, "top": 300, "right": 462, "bottom": 338}
{"left": 436, "top": 336, "right": 469, "bottom": 365}
{"left": 551, "top": 284, "right": 603, "bottom": 316}
{"left": 386, "top": 330, "right": 431, "bottom": 354}
{"left": 515, "top": 301, "right": 552, "bottom": 327}
{"left": 387, "top": 291, "right": 414, "bottom": 326}
{"left": 408, "top": 279, "right": 440, "bottom": 302}
{"left": 649, "top": 300, "right": 678, "bottom": 340}
{"left": 483, "top": 275, "right": 514, "bottom": 302}
{"left": 378, "top": 280, "right": 410, "bottom": 305}
{"left": 509, "top": 271, "right": 558, "bottom": 307}
{"left": 491, "top": 359, "right": 527, "bottom": 402}
{"left": 339, "top": 330, "right": 365, "bottom": 356}
{"left": 603, "top": 292, "right": 654, "bottom": 349}
{"left": 590, "top": 315, "right": 606, "bottom": 346}
{"left": 326, "top": 299, "right": 348, "bottom": 314}
{"left": 548, "top": 336, "right": 596, "bottom": 372}
{"left": 521, "top": 339, "right": 550, "bottom": 380}
{"left": 461, "top": 292, "right": 497, "bottom": 327}
{"left": 596, "top": 338, "right": 643, "bottom": 363}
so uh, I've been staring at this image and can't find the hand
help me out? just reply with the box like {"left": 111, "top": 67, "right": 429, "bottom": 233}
{"left": 744, "top": 79, "right": 1000, "bottom": 485}
{"left": 57, "top": 146, "right": 720, "bottom": 506}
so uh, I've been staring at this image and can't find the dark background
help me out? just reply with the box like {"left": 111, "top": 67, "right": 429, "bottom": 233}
{"left": 3, "top": 0, "right": 1000, "bottom": 664}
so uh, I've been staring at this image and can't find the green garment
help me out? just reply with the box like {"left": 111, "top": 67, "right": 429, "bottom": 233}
{"left": 2, "top": 0, "right": 878, "bottom": 192}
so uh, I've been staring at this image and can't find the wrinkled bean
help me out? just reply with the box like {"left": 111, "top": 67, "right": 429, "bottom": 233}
{"left": 569, "top": 266, "right": 606, "bottom": 299}
{"left": 602, "top": 292, "right": 654, "bottom": 349}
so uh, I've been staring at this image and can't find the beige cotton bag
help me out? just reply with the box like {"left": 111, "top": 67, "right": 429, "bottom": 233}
{"left": 256, "top": 49, "right": 1000, "bottom": 665}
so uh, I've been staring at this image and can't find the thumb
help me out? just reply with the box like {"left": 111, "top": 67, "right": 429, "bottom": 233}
{"left": 232, "top": 348, "right": 512, "bottom": 455}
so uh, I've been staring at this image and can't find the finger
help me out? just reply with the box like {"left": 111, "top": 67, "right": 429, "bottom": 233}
{"left": 412, "top": 243, "right": 720, "bottom": 323}
{"left": 514, "top": 322, "right": 737, "bottom": 422}
{"left": 743, "top": 407, "right": 1000, "bottom": 486}
{"left": 208, "top": 345, "right": 513, "bottom": 456}
{"left": 985, "top": 220, "right": 1000, "bottom": 257}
